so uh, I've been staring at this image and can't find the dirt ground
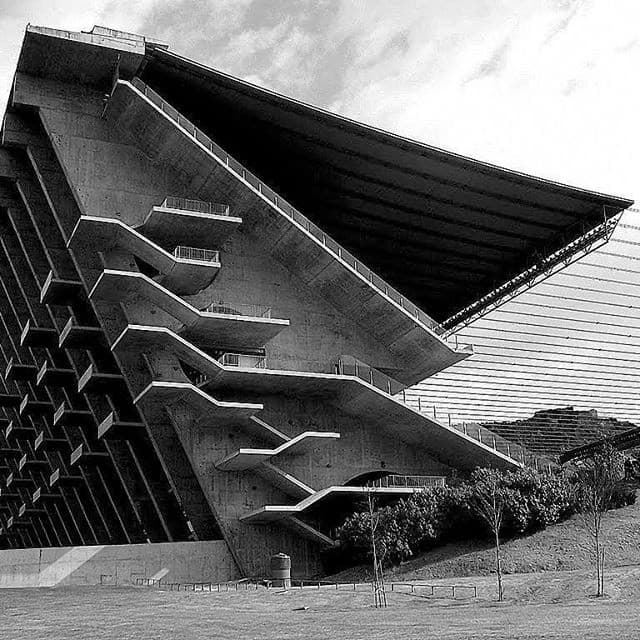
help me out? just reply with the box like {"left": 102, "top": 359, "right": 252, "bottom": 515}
{"left": 3, "top": 566, "right": 640, "bottom": 640}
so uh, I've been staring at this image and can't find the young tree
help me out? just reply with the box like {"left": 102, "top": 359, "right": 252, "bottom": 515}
{"left": 576, "top": 444, "right": 624, "bottom": 597}
{"left": 366, "top": 490, "right": 388, "bottom": 608}
{"left": 469, "top": 468, "right": 512, "bottom": 601}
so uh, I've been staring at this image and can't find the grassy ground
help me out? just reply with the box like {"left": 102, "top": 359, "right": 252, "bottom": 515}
{"left": 330, "top": 498, "right": 640, "bottom": 582}
{"left": 3, "top": 566, "right": 640, "bottom": 640}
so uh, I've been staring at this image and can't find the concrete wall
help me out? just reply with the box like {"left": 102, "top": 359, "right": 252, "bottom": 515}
{"left": 25, "top": 75, "right": 453, "bottom": 578}
{"left": 37, "top": 78, "right": 402, "bottom": 377}
{"left": 0, "top": 540, "right": 240, "bottom": 588}
{"left": 173, "top": 393, "right": 451, "bottom": 577}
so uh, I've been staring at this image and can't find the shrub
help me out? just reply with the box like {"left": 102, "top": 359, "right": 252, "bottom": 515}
{"left": 331, "top": 467, "right": 582, "bottom": 569}
{"left": 609, "top": 481, "right": 637, "bottom": 509}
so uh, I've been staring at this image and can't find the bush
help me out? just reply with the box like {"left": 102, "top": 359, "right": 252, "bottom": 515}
{"left": 331, "top": 467, "right": 581, "bottom": 569}
{"left": 609, "top": 482, "right": 637, "bottom": 509}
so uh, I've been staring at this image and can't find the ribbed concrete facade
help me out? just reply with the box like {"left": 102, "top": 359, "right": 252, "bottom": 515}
{"left": 0, "top": 25, "right": 630, "bottom": 579}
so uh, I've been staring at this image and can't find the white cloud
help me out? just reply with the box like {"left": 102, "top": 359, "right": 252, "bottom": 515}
{"left": 324, "top": 0, "right": 640, "bottom": 198}
{"left": 1, "top": 0, "right": 637, "bottom": 198}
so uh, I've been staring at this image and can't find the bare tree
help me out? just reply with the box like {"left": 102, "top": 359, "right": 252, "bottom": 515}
{"left": 366, "top": 490, "right": 387, "bottom": 608}
{"left": 576, "top": 444, "right": 624, "bottom": 597}
{"left": 469, "top": 469, "right": 510, "bottom": 601}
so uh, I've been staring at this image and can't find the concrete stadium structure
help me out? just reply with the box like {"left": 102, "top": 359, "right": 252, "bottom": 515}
{"left": 0, "top": 25, "right": 632, "bottom": 580}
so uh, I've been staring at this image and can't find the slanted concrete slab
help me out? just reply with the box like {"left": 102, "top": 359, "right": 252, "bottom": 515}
{"left": 19, "top": 395, "right": 54, "bottom": 417}
{"left": 136, "top": 205, "right": 242, "bottom": 249}
{"left": 241, "top": 486, "right": 419, "bottom": 524}
{"left": 34, "top": 432, "right": 70, "bottom": 453}
{"left": 100, "top": 279, "right": 289, "bottom": 349}
{"left": 49, "top": 468, "right": 83, "bottom": 488}
{"left": 106, "top": 79, "right": 470, "bottom": 385}
{"left": 69, "top": 216, "right": 221, "bottom": 295}
{"left": 112, "top": 324, "right": 520, "bottom": 469}
{"left": 36, "top": 361, "right": 76, "bottom": 387}
{"left": 134, "top": 381, "right": 262, "bottom": 425}
{"left": 77, "top": 364, "right": 126, "bottom": 394}
{"left": 216, "top": 431, "right": 340, "bottom": 471}
{"left": 53, "top": 402, "right": 94, "bottom": 428}
{"left": 58, "top": 318, "right": 108, "bottom": 349}
{"left": 70, "top": 444, "right": 110, "bottom": 467}
{"left": 5, "top": 421, "right": 36, "bottom": 440}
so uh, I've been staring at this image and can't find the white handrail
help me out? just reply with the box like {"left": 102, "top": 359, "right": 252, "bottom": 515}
{"left": 220, "top": 353, "right": 267, "bottom": 369}
{"left": 203, "top": 303, "right": 272, "bottom": 319}
{"left": 173, "top": 246, "right": 220, "bottom": 262}
{"left": 162, "top": 196, "right": 230, "bottom": 216}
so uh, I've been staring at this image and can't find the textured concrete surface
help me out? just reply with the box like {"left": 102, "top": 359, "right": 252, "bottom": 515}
{"left": 0, "top": 540, "right": 239, "bottom": 587}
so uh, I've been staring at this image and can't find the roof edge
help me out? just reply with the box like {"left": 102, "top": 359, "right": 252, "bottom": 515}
{"left": 148, "top": 46, "right": 633, "bottom": 210}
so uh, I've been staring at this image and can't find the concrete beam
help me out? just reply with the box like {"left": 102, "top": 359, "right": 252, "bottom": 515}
{"left": 241, "top": 485, "right": 420, "bottom": 523}
{"left": 69, "top": 216, "right": 221, "bottom": 295}
{"left": 136, "top": 205, "right": 242, "bottom": 249}
{"left": 97, "top": 274, "right": 289, "bottom": 349}
{"left": 215, "top": 431, "right": 340, "bottom": 471}
{"left": 134, "top": 381, "right": 262, "bottom": 425}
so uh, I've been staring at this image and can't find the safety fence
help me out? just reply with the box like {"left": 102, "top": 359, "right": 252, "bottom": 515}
{"left": 173, "top": 246, "right": 220, "bottom": 263}
{"left": 134, "top": 577, "right": 477, "bottom": 599}
{"left": 203, "top": 302, "right": 273, "bottom": 318}
{"left": 162, "top": 196, "right": 230, "bottom": 216}
{"left": 220, "top": 353, "right": 268, "bottom": 369}
{"left": 365, "top": 474, "right": 446, "bottom": 488}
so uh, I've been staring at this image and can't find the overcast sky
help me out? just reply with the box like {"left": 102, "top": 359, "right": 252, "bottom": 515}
{"left": 0, "top": 0, "right": 639, "bottom": 201}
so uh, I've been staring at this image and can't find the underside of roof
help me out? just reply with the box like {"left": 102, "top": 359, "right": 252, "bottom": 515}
{"left": 13, "top": 25, "right": 634, "bottom": 323}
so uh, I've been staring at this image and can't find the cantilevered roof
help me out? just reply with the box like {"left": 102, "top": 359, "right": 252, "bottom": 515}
{"left": 13, "top": 25, "right": 634, "bottom": 323}
{"left": 138, "top": 48, "right": 633, "bottom": 323}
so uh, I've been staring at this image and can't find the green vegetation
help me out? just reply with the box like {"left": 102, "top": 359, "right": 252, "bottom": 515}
{"left": 328, "top": 467, "right": 635, "bottom": 572}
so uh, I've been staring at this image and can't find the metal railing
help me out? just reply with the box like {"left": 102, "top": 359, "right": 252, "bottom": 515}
{"left": 203, "top": 302, "right": 272, "bottom": 319}
{"left": 365, "top": 474, "right": 446, "bottom": 488}
{"left": 134, "top": 576, "right": 477, "bottom": 598}
{"left": 455, "top": 421, "right": 533, "bottom": 465}
{"left": 335, "top": 356, "right": 405, "bottom": 396}
{"left": 333, "top": 356, "right": 547, "bottom": 469}
{"left": 398, "top": 391, "right": 545, "bottom": 467}
{"left": 220, "top": 353, "right": 267, "bottom": 369}
{"left": 173, "top": 246, "right": 220, "bottom": 263}
{"left": 180, "top": 362, "right": 210, "bottom": 386}
{"left": 128, "top": 78, "right": 468, "bottom": 351}
{"left": 161, "top": 196, "right": 230, "bottom": 216}
{"left": 193, "top": 372, "right": 210, "bottom": 386}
